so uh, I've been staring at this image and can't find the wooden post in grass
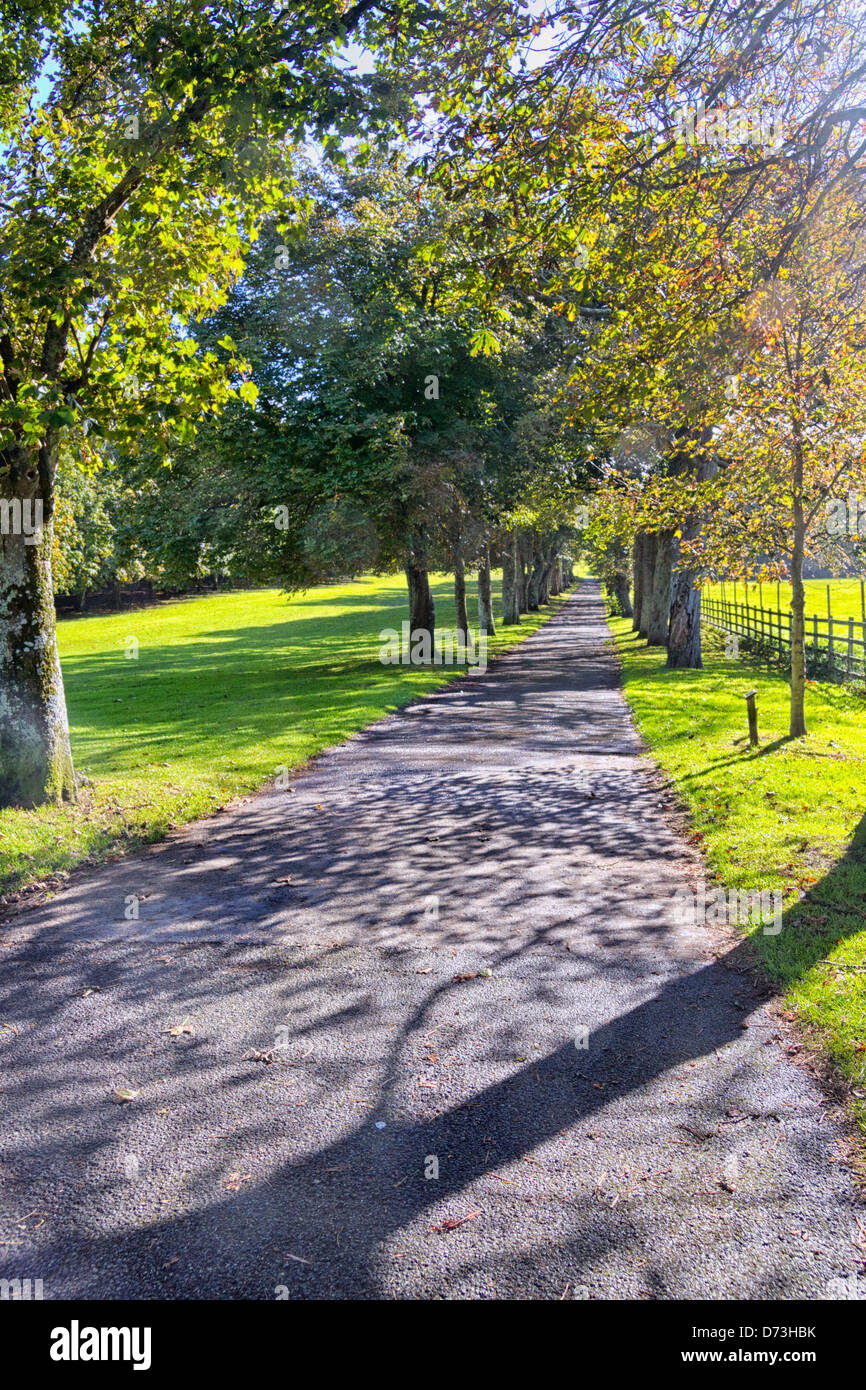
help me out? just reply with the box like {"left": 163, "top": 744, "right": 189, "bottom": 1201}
{"left": 744, "top": 690, "right": 759, "bottom": 748}
{"left": 827, "top": 584, "right": 834, "bottom": 680}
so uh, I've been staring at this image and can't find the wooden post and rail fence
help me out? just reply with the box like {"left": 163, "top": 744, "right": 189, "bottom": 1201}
{"left": 703, "top": 580, "right": 866, "bottom": 689}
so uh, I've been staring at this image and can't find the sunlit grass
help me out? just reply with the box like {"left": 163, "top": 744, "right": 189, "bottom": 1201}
{"left": 609, "top": 613, "right": 866, "bottom": 1131}
{"left": 703, "top": 577, "right": 866, "bottom": 623}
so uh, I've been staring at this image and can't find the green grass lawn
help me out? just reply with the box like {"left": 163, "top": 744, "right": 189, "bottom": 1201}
{"left": 0, "top": 574, "right": 569, "bottom": 901}
{"left": 608, "top": 610, "right": 866, "bottom": 1131}
{"left": 704, "top": 577, "right": 866, "bottom": 623}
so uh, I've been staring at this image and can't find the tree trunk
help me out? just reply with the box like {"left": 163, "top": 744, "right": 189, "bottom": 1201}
{"left": 453, "top": 551, "right": 469, "bottom": 639}
{"left": 538, "top": 555, "right": 552, "bottom": 605}
{"left": 666, "top": 446, "right": 717, "bottom": 669}
{"left": 667, "top": 564, "right": 702, "bottom": 668}
{"left": 478, "top": 551, "right": 496, "bottom": 634}
{"left": 0, "top": 502, "right": 76, "bottom": 808}
{"left": 647, "top": 531, "right": 674, "bottom": 645}
{"left": 550, "top": 558, "right": 562, "bottom": 596}
{"left": 639, "top": 533, "right": 656, "bottom": 638}
{"left": 405, "top": 530, "right": 435, "bottom": 649}
{"left": 501, "top": 534, "right": 521, "bottom": 625}
{"left": 527, "top": 550, "right": 543, "bottom": 610}
{"left": 517, "top": 531, "right": 531, "bottom": 612}
{"left": 789, "top": 442, "right": 807, "bottom": 737}
{"left": 612, "top": 570, "right": 633, "bottom": 617}
{"left": 632, "top": 534, "right": 644, "bottom": 632}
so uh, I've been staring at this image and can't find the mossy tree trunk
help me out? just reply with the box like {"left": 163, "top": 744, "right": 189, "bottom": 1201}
{"left": 0, "top": 442, "right": 75, "bottom": 807}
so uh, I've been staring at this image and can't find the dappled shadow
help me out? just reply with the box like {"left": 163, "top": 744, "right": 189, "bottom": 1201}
{"left": 7, "top": 589, "right": 671, "bottom": 952}
{"left": 0, "top": 916, "right": 858, "bottom": 1299}
{"left": 0, "top": 585, "right": 862, "bottom": 1300}
{"left": 57, "top": 576, "right": 564, "bottom": 779}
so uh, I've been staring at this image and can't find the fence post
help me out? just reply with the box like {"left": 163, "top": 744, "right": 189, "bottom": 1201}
{"left": 744, "top": 690, "right": 759, "bottom": 748}
{"left": 848, "top": 616, "right": 854, "bottom": 683}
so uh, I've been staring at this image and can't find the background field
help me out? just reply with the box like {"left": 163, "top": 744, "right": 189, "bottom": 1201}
{"left": 704, "top": 577, "right": 866, "bottom": 621}
{"left": 0, "top": 574, "right": 566, "bottom": 899}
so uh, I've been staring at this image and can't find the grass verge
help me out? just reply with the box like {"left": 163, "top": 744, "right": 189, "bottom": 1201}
{"left": 1, "top": 574, "right": 570, "bottom": 904}
{"left": 608, "top": 609, "right": 866, "bottom": 1134}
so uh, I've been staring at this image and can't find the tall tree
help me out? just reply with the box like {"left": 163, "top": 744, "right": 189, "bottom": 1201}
{"left": 0, "top": 0, "right": 462, "bottom": 806}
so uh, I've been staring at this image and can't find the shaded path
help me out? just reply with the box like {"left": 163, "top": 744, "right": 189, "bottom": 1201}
{"left": 0, "top": 582, "right": 862, "bottom": 1299}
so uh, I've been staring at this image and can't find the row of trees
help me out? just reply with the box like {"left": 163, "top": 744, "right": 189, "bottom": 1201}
{"left": 422, "top": 0, "right": 866, "bottom": 738}
{"left": 4, "top": 0, "right": 866, "bottom": 804}
{"left": 90, "top": 158, "right": 586, "bottom": 638}
{"left": 0, "top": 0, "right": 525, "bottom": 805}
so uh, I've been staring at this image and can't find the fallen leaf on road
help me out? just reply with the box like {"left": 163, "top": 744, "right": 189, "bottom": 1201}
{"left": 678, "top": 1124, "right": 715, "bottom": 1141}
{"left": 223, "top": 1172, "right": 251, "bottom": 1192}
{"left": 167, "top": 1022, "right": 193, "bottom": 1037}
{"left": 429, "top": 1209, "right": 481, "bottom": 1233}
{"left": 112, "top": 1087, "right": 139, "bottom": 1103}
{"left": 452, "top": 973, "right": 477, "bottom": 982}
